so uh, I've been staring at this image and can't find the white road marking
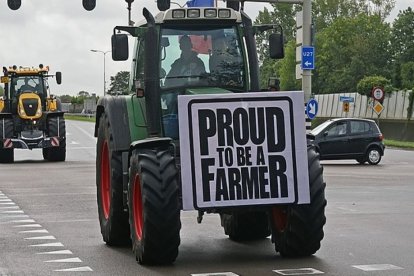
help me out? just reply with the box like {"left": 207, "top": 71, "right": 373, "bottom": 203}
{"left": 30, "top": 242, "right": 64, "bottom": 247}
{"left": 19, "top": 229, "right": 49, "bottom": 234}
{"left": 25, "top": 236, "right": 56, "bottom": 240}
{"left": 70, "top": 141, "right": 80, "bottom": 145}
{"left": 45, "top": 257, "right": 82, "bottom": 263}
{"left": 0, "top": 202, "right": 15, "bottom": 205}
{"left": 0, "top": 206, "right": 19, "bottom": 209}
{"left": 37, "top": 250, "right": 73, "bottom": 255}
{"left": 74, "top": 124, "right": 96, "bottom": 140}
{"left": 54, "top": 266, "right": 93, "bottom": 272}
{"left": 191, "top": 273, "right": 239, "bottom": 276}
{"left": 13, "top": 224, "right": 42, "bottom": 228}
{"left": 352, "top": 264, "right": 403, "bottom": 271}
{"left": 10, "top": 219, "right": 35, "bottom": 223}
{"left": 1, "top": 215, "right": 29, "bottom": 219}
{"left": 0, "top": 199, "right": 12, "bottom": 202}
{"left": 1, "top": 210, "right": 24, "bottom": 214}
{"left": 273, "top": 268, "right": 324, "bottom": 275}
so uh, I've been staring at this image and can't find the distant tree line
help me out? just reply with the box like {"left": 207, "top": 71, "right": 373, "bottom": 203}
{"left": 255, "top": 1, "right": 414, "bottom": 95}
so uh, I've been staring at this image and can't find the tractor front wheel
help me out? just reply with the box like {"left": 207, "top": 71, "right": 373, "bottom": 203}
{"left": 128, "top": 147, "right": 181, "bottom": 265}
{"left": 270, "top": 146, "right": 326, "bottom": 257}
{"left": 0, "top": 118, "right": 14, "bottom": 163}
{"left": 46, "top": 116, "right": 66, "bottom": 161}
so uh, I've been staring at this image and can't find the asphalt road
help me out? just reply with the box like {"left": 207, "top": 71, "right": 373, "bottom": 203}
{"left": 1, "top": 119, "right": 414, "bottom": 276}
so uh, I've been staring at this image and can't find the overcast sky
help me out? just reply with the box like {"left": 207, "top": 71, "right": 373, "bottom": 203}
{"left": 0, "top": 0, "right": 411, "bottom": 96}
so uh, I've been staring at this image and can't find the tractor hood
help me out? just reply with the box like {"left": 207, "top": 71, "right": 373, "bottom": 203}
{"left": 184, "top": 87, "right": 233, "bottom": 95}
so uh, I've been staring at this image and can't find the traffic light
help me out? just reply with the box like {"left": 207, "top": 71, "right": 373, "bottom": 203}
{"left": 343, "top": 101, "right": 350, "bottom": 113}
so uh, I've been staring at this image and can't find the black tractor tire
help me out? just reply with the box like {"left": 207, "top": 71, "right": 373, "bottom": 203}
{"left": 270, "top": 146, "right": 327, "bottom": 257}
{"left": 157, "top": 0, "right": 170, "bottom": 11}
{"left": 96, "top": 114, "right": 130, "bottom": 245}
{"left": 366, "top": 147, "right": 382, "bottom": 165}
{"left": 46, "top": 116, "right": 66, "bottom": 162}
{"left": 0, "top": 118, "right": 14, "bottom": 163}
{"left": 220, "top": 211, "right": 270, "bottom": 241}
{"left": 128, "top": 147, "right": 181, "bottom": 265}
{"left": 42, "top": 148, "right": 49, "bottom": 161}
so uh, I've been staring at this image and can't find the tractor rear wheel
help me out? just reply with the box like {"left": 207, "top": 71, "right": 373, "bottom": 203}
{"left": 46, "top": 116, "right": 66, "bottom": 161}
{"left": 96, "top": 114, "right": 130, "bottom": 245}
{"left": 128, "top": 147, "right": 181, "bottom": 265}
{"left": 220, "top": 211, "right": 270, "bottom": 241}
{"left": 0, "top": 118, "right": 14, "bottom": 163}
{"left": 270, "top": 146, "right": 326, "bottom": 257}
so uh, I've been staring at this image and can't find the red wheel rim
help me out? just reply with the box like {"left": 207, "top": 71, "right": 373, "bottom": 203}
{"left": 271, "top": 206, "right": 288, "bottom": 232}
{"left": 100, "top": 141, "right": 111, "bottom": 220}
{"left": 133, "top": 174, "right": 143, "bottom": 240}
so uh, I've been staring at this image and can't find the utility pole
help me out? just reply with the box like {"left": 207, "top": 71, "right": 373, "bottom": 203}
{"left": 301, "top": 0, "right": 312, "bottom": 102}
{"left": 90, "top": 50, "right": 111, "bottom": 96}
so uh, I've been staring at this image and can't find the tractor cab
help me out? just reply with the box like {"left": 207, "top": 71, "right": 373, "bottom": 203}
{"left": 112, "top": 6, "right": 284, "bottom": 138}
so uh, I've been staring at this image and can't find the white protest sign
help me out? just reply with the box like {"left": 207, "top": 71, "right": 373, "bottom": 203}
{"left": 178, "top": 91, "right": 310, "bottom": 210}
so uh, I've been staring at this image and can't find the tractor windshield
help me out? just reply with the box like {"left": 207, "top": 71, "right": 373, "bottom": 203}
{"left": 160, "top": 26, "right": 245, "bottom": 90}
{"left": 10, "top": 76, "right": 45, "bottom": 98}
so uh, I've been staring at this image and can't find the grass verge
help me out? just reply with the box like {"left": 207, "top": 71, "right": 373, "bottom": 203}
{"left": 64, "top": 114, "right": 95, "bottom": 123}
{"left": 384, "top": 139, "right": 414, "bottom": 150}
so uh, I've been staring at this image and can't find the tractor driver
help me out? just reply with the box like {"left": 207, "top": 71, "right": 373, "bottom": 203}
{"left": 165, "top": 35, "right": 206, "bottom": 87}
{"left": 19, "top": 77, "right": 35, "bottom": 93}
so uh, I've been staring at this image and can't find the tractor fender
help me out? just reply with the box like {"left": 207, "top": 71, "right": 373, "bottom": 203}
{"left": 128, "top": 137, "right": 173, "bottom": 167}
{"left": 95, "top": 96, "right": 132, "bottom": 152}
{"left": 0, "top": 113, "right": 13, "bottom": 120}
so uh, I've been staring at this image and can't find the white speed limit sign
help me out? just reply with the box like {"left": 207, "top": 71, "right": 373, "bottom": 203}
{"left": 371, "top": 87, "right": 384, "bottom": 101}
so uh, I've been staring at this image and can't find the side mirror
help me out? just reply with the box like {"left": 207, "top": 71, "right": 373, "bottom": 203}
{"left": 55, "top": 72, "right": 62, "bottom": 85}
{"left": 111, "top": 34, "right": 129, "bottom": 61}
{"left": 82, "top": 0, "right": 96, "bottom": 11}
{"left": 269, "top": 33, "right": 284, "bottom": 59}
{"left": 161, "top": 37, "right": 170, "bottom": 48}
{"left": 157, "top": 0, "right": 170, "bottom": 11}
{"left": 7, "top": 0, "right": 21, "bottom": 10}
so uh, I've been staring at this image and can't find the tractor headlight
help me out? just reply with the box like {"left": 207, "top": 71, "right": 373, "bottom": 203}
{"left": 172, "top": 9, "right": 185, "bottom": 18}
{"left": 36, "top": 107, "right": 42, "bottom": 117}
{"left": 187, "top": 9, "right": 200, "bottom": 18}
{"left": 204, "top": 9, "right": 217, "bottom": 18}
{"left": 19, "top": 105, "right": 26, "bottom": 116}
{"left": 218, "top": 9, "right": 231, "bottom": 18}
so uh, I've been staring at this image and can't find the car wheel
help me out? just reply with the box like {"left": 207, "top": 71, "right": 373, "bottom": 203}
{"left": 366, "top": 148, "right": 381, "bottom": 165}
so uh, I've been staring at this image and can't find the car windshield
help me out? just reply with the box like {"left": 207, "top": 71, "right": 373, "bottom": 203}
{"left": 160, "top": 26, "right": 245, "bottom": 90}
{"left": 310, "top": 120, "right": 334, "bottom": 135}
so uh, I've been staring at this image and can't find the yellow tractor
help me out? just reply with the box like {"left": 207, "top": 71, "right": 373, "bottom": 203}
{"left": 0, "top": 65, "right": 66, "bottom": 163}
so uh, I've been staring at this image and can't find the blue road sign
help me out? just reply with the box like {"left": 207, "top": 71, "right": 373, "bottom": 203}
{"left": 306, "top": 98, "right": 318, "bottom": 120}
{"left": 301, "top": 46, "right": 315, "bottom": 70}
{"left": 339, "top": 96, "right": 355, "bottom": 102}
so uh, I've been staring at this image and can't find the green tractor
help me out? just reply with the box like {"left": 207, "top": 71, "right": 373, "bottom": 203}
{"left": 0, "top": 65, "right": 66, "bottom": 163}
{"left": 94, "top": 0, "right": 326, "bottom": 265}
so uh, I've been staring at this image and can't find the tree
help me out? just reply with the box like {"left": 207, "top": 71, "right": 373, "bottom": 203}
{"left": 400, "top": 62, "right": 414, "bottom": 89}
{"left": 254, "top": 4, "right": 300, "bottom": 88}
{"left": 390, "top": 8, "right": 414, "bottom": 88}
{"left": 314, "top": 14, "right": 392, "bottom": 94}
{"left": 313, "top": 0, "right": 395, "bottom": 30}
{"left": 108, "top": 71, "right": 130, "bottom": 95}
{"left": 356, "top": 75, "right": 391, "bottom": 97}
{"left": 58, "top": 94, "right": 74, "bottom": 103}
{"left": 0, "top": 86, "right": 4, "bottom": 97}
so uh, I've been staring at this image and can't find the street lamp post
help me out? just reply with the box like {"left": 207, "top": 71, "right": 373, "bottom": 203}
{"left": 90, "top": 49, "right": 111, "bottom": 96}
